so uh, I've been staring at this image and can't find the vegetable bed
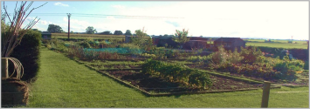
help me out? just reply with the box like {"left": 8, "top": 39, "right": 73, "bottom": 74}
{"left": 105, "top": 70, "right": 264, "bottom": 93}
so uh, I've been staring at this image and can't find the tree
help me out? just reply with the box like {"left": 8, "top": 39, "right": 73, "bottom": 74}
{"left": 131, "top": 27, "right": 148, "bottom": 47}
{"left": 47, "top": 24, "right": 63, "bottom": 33}
{"left": 86, "top": 26, "right": 97, "bottom": 34}
{"left": 100, "top": 31, "right": 112, "bottom": 35}
{"left": 124, "top": 30, "right": 132, "bottom": 35}
{"left": 114, "top": 30, "right": 123, "bottom": 35}
{"left": 173, "top": 29, "right": 190, "bottom": 49}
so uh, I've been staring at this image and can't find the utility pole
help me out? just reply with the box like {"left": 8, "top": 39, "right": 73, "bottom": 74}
{"left": 67, "top": 13, "right": 71, "bottom": 39}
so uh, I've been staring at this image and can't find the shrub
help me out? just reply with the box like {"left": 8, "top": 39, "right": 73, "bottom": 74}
{"left": 211, "top": 45, "right": 229, "bottom": 64}
{"left": 10, "top": 30, "right": 41, "bottom": 82}
{"left": 240, "top": 46, "right": 264, "bottom": 64}
{"left": 142, "top": 59, "right": 212, "bottom": 89}
{"left": 273, "top": 56, "right": 304, "bottom": 80}
{"left": 226, "top": 48, "right": 243, "bottom": 63}
{"left": 208, "top": 46, "right": 305, "bottom": 81}
{"left": 79, "top": 41, "right": 91, "bottom": 48}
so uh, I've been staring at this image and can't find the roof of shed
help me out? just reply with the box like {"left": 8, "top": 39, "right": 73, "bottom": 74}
{"left": 214, "top": 37, "right": 244, "bottom": 42}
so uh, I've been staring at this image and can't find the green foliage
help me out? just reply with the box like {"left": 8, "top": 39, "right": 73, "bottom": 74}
{"left": 273, "top": 56, "right": 305, "bottom": 80}
{"left": 131, "top": 28, "right": 148, "bottom": 47}
{"left": 239, "top": 46, "right": 264, "bottom": 64}
{"left": 124, "top": 30, "right": 132, "bottom": 35}
{"left": 86, "top": 26, "right": 97, "bottom": 34}
{"left": 211, "top": 45, "right": 229, "bottom": 64}
{"left": 141, "top": 37, "right": 156, "bottom": 52}
{"left": 146, "top": 47, "right": 167, "bottom": 59}
{"left": 47, "top": 24, "right": 63, "bottom": 33}
{"left": 187, "top": 55, "right": 212, "bottom": 64}
{"left": 141, "top": 59, "right": 212, "bottom": 89}
{"left": 10, "top": 30, "right": 41, "bottom": 82}
{"left": 208, "top": 45, "right": 305, "bottom": 81}
{"left": 227, "top": 48, "right": 244, "bottom": 63}
{"left": 118, "top": 43, "right": 140, "bottom": 49}
{"left": 173, "top": 29, "right": 190, "bottom": 48}
{"left": 113, "top": 30, "right": 123, "bottom": 35}
{"left": 79, "top": 38, "right": 94, "bottom": 48}
{"left": 1, "top": 20, "right": 9, "bottom": 32}
{"left": 140, "top": 53, "right": 156, "bottom": 58}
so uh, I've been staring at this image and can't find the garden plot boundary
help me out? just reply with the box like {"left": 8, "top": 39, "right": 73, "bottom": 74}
{"left": 72, "top": 59, "right": 281, "bottom": 96}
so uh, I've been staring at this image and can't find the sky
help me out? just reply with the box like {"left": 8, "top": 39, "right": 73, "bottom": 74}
{"left": 1, "top": 1, "right": 309, "bottom": 40}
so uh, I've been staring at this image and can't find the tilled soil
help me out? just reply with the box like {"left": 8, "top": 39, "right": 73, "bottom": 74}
{"left": 106, "top": 71, "right": 263, "bottom": 93}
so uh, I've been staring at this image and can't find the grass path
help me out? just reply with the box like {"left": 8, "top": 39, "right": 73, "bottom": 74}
{"left": 26, "top": 48, "right": 309, "bottom": 108}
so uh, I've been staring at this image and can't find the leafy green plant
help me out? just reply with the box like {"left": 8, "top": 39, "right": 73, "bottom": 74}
{"left": 141, "top": 59, "right": 212, "bottom": 89}
{"left": 240, "top": 46, "right": 264, "bottom": 64}
{"left": 273, "top": 56, "right": 305, "bottom": 80}
{"left": 173, "top": 29, "right": 190, "bottom": 49}
{"left": 211, "top": 45, "right": 229, "bottom": 64}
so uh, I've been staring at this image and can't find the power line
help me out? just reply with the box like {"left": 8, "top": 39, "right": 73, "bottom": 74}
{"left": 6, "top": 13, "right": 185, "bottom": 19}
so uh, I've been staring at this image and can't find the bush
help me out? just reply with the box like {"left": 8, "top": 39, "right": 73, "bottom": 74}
{"left": 208, "top": 46, "right": 305, "bottom": 81}
{"left": 211, "top": 45, "right": 229, "bottom": 64}
{"left": 273, "top": 56, "right": 304, "bottom": 80}
{"left": 10, "top": 30, "right": 41, "bottom": 82}
{"left": 240, "top": 46, "right": 264, "bottom": 64}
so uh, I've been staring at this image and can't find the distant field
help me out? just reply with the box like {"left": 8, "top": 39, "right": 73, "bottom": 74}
{"left": 245, "top": 39, "right": 308, "bottom": 44}
{"left": 51, "top": 33, "right": 125, "bottom": 39}
{"left": 246, "top": 42, "right": 308, "bottom": 49}
{"left": 51, "top": 33, "right": 152, "bottom": 40}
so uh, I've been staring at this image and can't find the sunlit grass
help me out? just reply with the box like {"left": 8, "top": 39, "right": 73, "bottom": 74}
{"left": 246, "top": 42, "right": 307, "bottom": 49}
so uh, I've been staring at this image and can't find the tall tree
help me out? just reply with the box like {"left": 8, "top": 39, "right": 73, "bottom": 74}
{"left": 173, "top": 29, "right": 190, "bottom": 49}
{"left": 86, "top": 26, "right": 97, "bottom": 34}
{"left": 47, "top": 24, "right": 63, "bottom": 33}
{"left": 113, "top": 30, "right": 123, "bottom": 35}
{"left": 124, "top": 30, "right": 132, "bottom": 35}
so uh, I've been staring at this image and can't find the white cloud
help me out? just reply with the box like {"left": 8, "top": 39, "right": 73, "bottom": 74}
{"left": 54, "top": 2, "right": 69, "bottom": 7}
{"left": 111, "top": 5, "right": 126, "bottom": 9}
{"left": 110, "top": 1, "right": 308, "bottom": 39}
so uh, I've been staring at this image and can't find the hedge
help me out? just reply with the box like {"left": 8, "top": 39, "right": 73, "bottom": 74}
{"left": 10, "top": 30, "right": 41, "bottom": 82}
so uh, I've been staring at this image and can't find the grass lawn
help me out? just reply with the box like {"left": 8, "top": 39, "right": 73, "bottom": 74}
{"left": 25, "top": 47, "right": 309, "bottom": 108}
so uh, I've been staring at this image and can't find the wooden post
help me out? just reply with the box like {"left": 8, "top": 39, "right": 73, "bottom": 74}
{"left": 1, "top": 58, "right": 9, "bottom": 79}
{"left": 261, "top": 81, "right": 271, "bottom": 108}
{"left": 67, "top": 13, "right": 71, "bottom": 39}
